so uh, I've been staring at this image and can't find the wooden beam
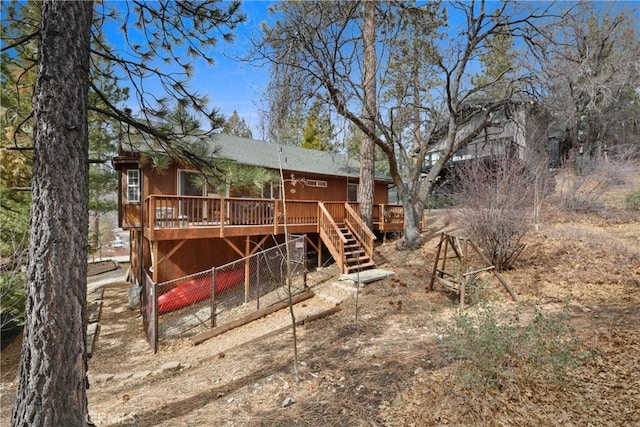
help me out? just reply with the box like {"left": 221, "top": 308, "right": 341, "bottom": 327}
{"left": 191, "top": 290, "right": 315, "bottom": 345}
{"left": 157, "top": 239, "right": 186, "bottom": 266}
{"left": 223, "top": 237, "right": 245, "bottom": 257}
{"left": 429, "top": 233, "right": 445, "bottom": 290}
{"left": 463, "top": 266, "right": 495, "bottom": 277}
{"left": 219, "top": 199, "right": 226, "bottom": 237}
{"left": 305, "top": 235, "right": 319, "bottom": 253}
{"left": 468, "top": 239, "right": 518, "bottom": 302}
{"left": 249, "top": 235, "right": 269, "bottom": 256}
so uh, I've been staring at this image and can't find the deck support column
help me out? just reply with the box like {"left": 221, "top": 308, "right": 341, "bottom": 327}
{"left": 151, "top": 240, "right": 158, "bottom": 283}
{"left": 244, "top": 235, "right": 251, "bottom": 303}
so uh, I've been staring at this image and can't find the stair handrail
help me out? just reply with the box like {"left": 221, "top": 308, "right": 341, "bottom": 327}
{"left": 318, "top": 202, "right": 347, "bottom": 272}
{"left": 344, "top": 202, "right": 376, "bottom": 262}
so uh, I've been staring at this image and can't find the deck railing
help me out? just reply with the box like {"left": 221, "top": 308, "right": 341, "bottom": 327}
{"left": 318, "top": 202, "right": 347, "bottom": 272}
{"left": 145, "top": 195, "right": 405, "bottom": 234}
{"left": 375, "top": 204, "right": 405, "bottom": 232}
{"left": 344, "top": 202, "right": 376, "bottom": 261}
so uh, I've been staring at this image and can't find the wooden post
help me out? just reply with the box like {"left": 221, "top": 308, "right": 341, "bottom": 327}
{"left": 273, "top": 200, "right": 279, "bottom": 234}
{"left": 469, "top": 240, "right": 519, "bottom": 302}
{"left": 429, "top": 233, "right": 445, "bottom": 291}
{"left": 211, "top": 267, "right": 217, "bottom": 328}
{"left": 151, "top": 241, "right": 158, "bottom": 284}
{"left": 459, "top": 238, "right": 469, "bottom": 308}
{"left": 220, "top": 198, "right": 226, "bottom": 237}
{"left": 441, "top": 234, "right": 449, "bottom": 275}
{"left": 244, "top": 236, "right": 251, "bottom": 304}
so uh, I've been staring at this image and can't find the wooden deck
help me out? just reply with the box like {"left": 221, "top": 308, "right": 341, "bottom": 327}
{"left": 143, "top": 195, "right": 405, "bottom": 241}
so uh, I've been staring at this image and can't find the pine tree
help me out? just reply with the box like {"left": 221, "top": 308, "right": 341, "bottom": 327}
{"left": 11, "top": 2, "right": 94, "bottom": 424}
{"left": 222, "top": 110, "right": 253, "bottom": 139}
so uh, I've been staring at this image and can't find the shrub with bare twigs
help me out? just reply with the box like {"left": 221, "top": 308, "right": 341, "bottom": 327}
{"left": 450, "top": 154, "right": 552, "bottom": 270}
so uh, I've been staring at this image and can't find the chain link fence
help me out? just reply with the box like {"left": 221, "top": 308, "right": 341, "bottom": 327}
{"left": 147, "top": 235, "right": 307, "bottom": 347}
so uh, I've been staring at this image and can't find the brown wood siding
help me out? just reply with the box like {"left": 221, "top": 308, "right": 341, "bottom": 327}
{"left": 123, "top": 204, "right": 141, "bottom": 228}
{"left": 141, "top": 165, "right": 390, "bottom": 205}
{"left": 154, "top": 235, "right": 283, "bottom": 283}
{"left": 121, "top": 169, "right": 141, "bottom": 229}
{"left": 146, "top": 164, "right": 178, "bottom": 195}
{"left": 374, "top": 182, "right": 389, "bottom": 204}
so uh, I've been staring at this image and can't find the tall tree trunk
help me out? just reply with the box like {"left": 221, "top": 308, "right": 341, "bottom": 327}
{"left": 399, "top": 191, "right": 423, "bottom": 250}
{"left": 359, "top": 0, "right": 376, "bottom": 228}
{"left": 12, "top": 1, "right": 93, "bottom": 426}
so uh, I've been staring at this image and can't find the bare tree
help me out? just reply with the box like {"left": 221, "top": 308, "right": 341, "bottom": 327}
{"left": 255, "top": 0, "right": 560, "bottom": 249}
{"left": 540, "top": 2, "right": 640, "bottom": 172}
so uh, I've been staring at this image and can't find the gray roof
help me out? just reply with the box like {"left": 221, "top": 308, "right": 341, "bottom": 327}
{"left": 209, "top": 134, "right": 381, "bottom": 179}
{"left": 123, "top": 132, "right": 391, "bottom": 182}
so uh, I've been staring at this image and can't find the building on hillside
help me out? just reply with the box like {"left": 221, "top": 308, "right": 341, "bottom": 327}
{"left": 113, "top": 134, "right": 405, "bottom": 287}
{"left": 424, "top": 100, "right": 562, "bottom": 173}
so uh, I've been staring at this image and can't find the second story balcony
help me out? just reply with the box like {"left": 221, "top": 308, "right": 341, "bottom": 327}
{"left": 141, "top": 195, "right": 405, "bottom": 241}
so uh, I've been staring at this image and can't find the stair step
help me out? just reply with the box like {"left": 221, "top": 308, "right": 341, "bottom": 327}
{"left": 345, "top": 246, "right": 365, "bottom": 253}
{"left": 345, "top": 255, "right": 371, "bottom": 264}
{"left": 345, "top": 261, "right": 376, "bottom": 272}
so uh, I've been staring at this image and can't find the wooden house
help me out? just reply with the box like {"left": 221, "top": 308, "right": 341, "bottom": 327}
{"left": 113, "top": 134, "right": 404, "bottom": 287}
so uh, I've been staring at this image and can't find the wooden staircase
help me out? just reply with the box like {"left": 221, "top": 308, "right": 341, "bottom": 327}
{"left": 340, "top": 225, "right": 375, "bottom": 273}
{"left": 318, "top": 202, "right": 377, "bottom": 274}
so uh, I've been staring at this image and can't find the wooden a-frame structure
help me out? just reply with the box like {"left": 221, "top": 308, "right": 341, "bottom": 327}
{"left": 429, "top": 233, "right": 518, "bottom": 307}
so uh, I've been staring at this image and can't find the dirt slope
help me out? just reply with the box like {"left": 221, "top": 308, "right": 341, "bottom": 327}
{"left": 1, "top": 191, "right": 639, "bottom": 426}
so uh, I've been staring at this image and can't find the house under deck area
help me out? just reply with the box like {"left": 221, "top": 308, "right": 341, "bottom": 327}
{"left": 141, "top": 195, "right": 405, "bottom": 284}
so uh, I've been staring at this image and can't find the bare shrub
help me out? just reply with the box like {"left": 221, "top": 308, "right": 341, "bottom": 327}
{"left": 451, "top": 156, "right": 545, "bottom": 270}
{"left": 557, "top": 157, "right": 637, "bottom": 212}
{"left": 556, "top": 169, "right": 607, "bottom": 212}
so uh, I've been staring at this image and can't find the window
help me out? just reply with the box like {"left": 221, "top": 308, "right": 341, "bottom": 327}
{"left": 305, "top": 179, "right": 327, "bottom": 188}
{"left": 347, "top": 183, "right": 358, "bottom": 202}
{"left": 178, "top": 170, "right": 205, "bottom": 218}
{"left": 262, "top": 183, "right": 281, "bottom": 199}
{"left": 178, "top": 170, "right": 204, "bottom": 196}
{"left": 126, "top": 169, "right": 140, "bottom": 203}
{"left": 429, "top": 152, "right": 440, "bottom": 166}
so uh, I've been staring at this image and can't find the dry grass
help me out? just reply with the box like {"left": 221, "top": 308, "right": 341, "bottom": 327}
{"left": 1, "top": 166, "right": 639, "bottom": 426}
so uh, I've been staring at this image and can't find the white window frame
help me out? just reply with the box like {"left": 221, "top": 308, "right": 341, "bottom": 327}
{"left": 262, "top": 182, "right": 281, "bottom": 199}
{"left": 305, "top": 179, "right": 328, "bottom": 188}
{"left": 126, "top": 169, "right": 140, "bottom": 203}
{"left": 177, "top": 169, "right": 205, "bottom": 197}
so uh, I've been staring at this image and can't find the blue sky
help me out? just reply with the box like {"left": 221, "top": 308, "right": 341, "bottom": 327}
{"left": 189, "top": 1, "right": 275, "bottom": 138}
{"left": 97, "top": 0, "right": 275, "bottom": 138}
{"left": 101, "top": 0, "right": 639, "bottom": 140}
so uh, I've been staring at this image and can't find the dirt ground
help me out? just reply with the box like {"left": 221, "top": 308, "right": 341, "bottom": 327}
{"left": 1, "top": 177, "right": 639, "bottom": 426}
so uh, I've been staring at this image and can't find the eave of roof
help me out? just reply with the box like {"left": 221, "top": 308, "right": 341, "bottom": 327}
{"left": 124, "top": 133, "right": 392, "bottom": 182}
